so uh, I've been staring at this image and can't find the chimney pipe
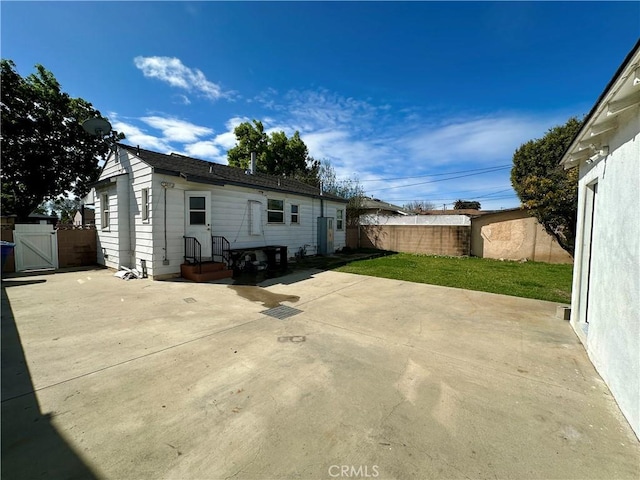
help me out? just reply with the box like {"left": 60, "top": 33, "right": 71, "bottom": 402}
{"left": 250, "top": 151, "right": 257, "bottom": 174}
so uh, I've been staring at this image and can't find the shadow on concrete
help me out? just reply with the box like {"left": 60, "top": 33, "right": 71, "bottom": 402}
{"left": 235, "top": 249, "right": 396, "bottom": 287}
{"left": 1, "top": 283, "right": 98, "bottom": 479}
{"left": 2, "top": 264, "right": 107, "bottom": 280}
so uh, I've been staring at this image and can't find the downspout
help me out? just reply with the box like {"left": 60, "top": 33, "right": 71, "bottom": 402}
{"left": 164, "top": 186, "right": 168, "bottom": 262}
{"left": 160, "top": 181, "right": 175, "bottom": 265}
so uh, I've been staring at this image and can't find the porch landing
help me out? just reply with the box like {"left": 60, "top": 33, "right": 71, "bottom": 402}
{"left": 180, "top": 261, "right": 233, "bottom": 283}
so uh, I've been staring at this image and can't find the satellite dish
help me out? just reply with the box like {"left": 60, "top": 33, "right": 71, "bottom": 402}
{"left": 82, "top": 117, "right": 112, "bottom": 137}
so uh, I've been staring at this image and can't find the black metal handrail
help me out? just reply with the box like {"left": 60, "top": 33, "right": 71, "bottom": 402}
{"left": 212, "top": 235, "right": 231, "bottom": 267}
{"left": 184, "top": 236, "right": 202, "bottom": 273}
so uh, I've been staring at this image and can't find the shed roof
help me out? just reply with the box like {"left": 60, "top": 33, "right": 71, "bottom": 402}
{"left": 118, "top": 144, "right": 347, "bottom": 202}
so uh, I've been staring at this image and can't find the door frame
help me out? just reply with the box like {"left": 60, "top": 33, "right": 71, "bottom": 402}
{"left": 185, "top": 191, "right": 212, "bottom": 258}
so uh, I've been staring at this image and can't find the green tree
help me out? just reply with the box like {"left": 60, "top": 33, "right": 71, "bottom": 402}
{"left": 511, "top": 117, "right": 583, "bottom": 256}
{"left": 454, "top": 200, "right": 481, "bottom": 210}
{"left": 51, "top": 197, "right": 82, "bottom": 223}
{"left": 1, "top": 59, "right": 112, "bottom": 220}
{"left": 227, "top": 120, "right": 319, "bottom": 183}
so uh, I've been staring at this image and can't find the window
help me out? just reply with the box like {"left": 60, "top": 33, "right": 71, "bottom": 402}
{"left": 337, "top": 209, "right": 344, "bottom": 230}
{"left": 101, "top": 193, "right": 110, "bottom": 230}
{"left": 189, "top": 196, "right": 206, "bottom": 225}
{"left": 267, "top": 199, "right": 284, "bottom": 223}
{"left": 291, "top": 204, "right": 299, "bottom": 224}
{"left": 141, "top": 188, "right": 149, "bottom": 222}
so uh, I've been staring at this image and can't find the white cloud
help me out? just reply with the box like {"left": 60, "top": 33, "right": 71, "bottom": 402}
{"left": 213, "top": 131, "right": 237, "bottom": 151}
{"left": 134, "top": 56, "right": 230, "bottom": 101}
{"left": 403, "top": 115, "right": 555, "bottom": 166}
{"left": 140, "top": 116, "right": 213, "bottom": 143}
{"left": 174, "top": 94, "right": 191, "bottom": 105}
{"left": 183, "top": 141, "right": 222, "bottom": 161}
{"left": 110, "top": 116, "right": 171, "bottom": 152}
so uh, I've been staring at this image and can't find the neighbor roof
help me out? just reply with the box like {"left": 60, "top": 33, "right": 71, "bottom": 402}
{"left": 360, "top": 197, "right": 409, "bottom": 214}
{"left": 118, "top": 144, "right": 347, "bottom": 202}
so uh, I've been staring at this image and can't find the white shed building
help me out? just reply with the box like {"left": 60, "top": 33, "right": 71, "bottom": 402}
{"left": 94, "top": 144, "right": 348, "bottom": 280}
{"left": 560, "top": 40, "right": 640, "bottom": 439}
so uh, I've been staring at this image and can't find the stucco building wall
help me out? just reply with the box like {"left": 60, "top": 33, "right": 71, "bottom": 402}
{"left": 569, "top": 106, "right": 639, "bottom": 438}
{"left": 471, "top": 210, "right": 573, "bottom": 263}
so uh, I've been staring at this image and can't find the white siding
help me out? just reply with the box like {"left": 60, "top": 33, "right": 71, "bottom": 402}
{"left": 95, "top": 184, "right": 120, "bottom": 269}
{"left": 148, "top": 176, "right": 348, "bottom": 277}
{"left": 150, "top": 176, "right": 188, "bottom": 278}
{"left": 211, "top": 185, "right": 346, "bottom": 255}
{"left": 570, "top": 106, "right": 640, "bottom": 438}
{"left": 96, "top": 148, "right": 154, "bottom": 273}
{"left": 98, "top": 148, "right": 349, "bottom": 278}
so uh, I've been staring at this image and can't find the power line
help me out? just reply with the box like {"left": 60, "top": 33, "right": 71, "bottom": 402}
{"left": 381, "top": 184, "right": 513, "bottom": 202}
{"left": 367, "top": 166, "right": 511, "bottom": 193}
{"left": 359, "top": 164, "right": 512, "bottom": 183}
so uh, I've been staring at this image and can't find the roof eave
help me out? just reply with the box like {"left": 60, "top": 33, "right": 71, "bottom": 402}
{"left": 560, "top": 40, "right": 640, "bottom": 169}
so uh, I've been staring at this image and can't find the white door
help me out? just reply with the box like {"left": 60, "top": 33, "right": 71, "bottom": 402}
{"left": 185, "top": 191, "right": 212, "bottom": 258}
{"left": 14, "top": 224, "right": 58, "bottom": 271}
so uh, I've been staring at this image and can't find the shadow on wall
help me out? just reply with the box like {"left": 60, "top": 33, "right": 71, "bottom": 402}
{"left": 1, "top": 280, "right": 99, "bottom": 479}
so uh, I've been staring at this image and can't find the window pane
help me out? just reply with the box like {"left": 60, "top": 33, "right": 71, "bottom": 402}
{"left": 268, "top": 211, "right": 284, "bottom": 223}
{"left": 268, "top": 199, "right": 283, "bottom": 211}
{"left": 190, "top": 197, "right": 205, "bottom": 210}
{"left": 291, "top": 205, "right": 299, "bottom": 213}
{"left": 190, "top": 212, "right": 206, "bottom": 225}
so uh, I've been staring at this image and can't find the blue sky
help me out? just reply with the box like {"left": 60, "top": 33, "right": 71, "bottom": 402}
{"left": 2, "top": 2, "right": 639, "bottom": 210}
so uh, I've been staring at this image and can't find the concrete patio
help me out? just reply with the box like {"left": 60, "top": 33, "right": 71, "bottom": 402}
{"left": 2, "top": 267, "right": 638, "bottom": 479}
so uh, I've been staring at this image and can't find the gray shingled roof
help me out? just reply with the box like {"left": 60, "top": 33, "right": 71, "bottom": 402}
{"left": 119, "top": 144, "right": 347, "bottom": 202}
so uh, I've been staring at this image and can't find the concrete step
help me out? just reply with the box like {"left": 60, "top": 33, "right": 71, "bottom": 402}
{"left": 180, "top": 263, "right": 233, "bottom": 282}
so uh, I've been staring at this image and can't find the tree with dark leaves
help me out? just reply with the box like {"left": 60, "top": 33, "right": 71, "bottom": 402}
{"left": 227, "top": 120, "right": 320, "bottom": 184}
{"left": 1, "top": 60, "right": 112, "bottom": 220}
{"left": 511, "top": 117, "right": 583, "bottom": 256}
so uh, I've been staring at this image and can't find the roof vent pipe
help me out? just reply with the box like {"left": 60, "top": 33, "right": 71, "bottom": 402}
{"left": 250, "top": 151, "right": 256, "bottom": 175}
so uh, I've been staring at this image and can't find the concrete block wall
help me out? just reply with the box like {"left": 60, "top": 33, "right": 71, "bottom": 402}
{"left": 360, "top": 225, "right": 470, "bottom": 256}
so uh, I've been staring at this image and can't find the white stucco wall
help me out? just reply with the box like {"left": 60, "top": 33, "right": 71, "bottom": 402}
{"left": 361, "top": 214, "right": 471, "bottom": 226}
{"left": 570, "top": 106, "right": 640, "bottom": 438}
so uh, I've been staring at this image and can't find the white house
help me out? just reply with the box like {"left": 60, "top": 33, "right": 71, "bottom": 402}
{"left": 93, "top": 144, "right": 348, "bottom": 280}
{"left": 560, "top": 40, "right": 639, "bottom": 439}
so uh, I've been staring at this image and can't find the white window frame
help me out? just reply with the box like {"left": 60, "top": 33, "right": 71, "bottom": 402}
{"left": 267, "top": 199, "right": 285, "bottom": 224}
{"left": 101, "top": 193, "right": 110, "bottom": 230}
{"left": 336, "top": 209, "right": 344, "bottom": 230}
{"left": 290, "top": 204, "right": 300, "bottom": 224}
{"left": 141, "top": 188, "right": 149, "bottom": 222}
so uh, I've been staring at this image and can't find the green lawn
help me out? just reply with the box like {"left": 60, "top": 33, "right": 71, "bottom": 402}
{"left": 335, "top": 253, "right": 573, "bottom": 303}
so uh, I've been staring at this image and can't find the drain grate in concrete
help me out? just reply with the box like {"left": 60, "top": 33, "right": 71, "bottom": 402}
{"left": 261, "top": 305, "right": 302, "bottom": 320}
{"left": 183, "top": 297, "right": 197, "bottom": 303}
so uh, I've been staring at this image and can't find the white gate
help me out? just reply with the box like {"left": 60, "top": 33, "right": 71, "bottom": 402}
{"left": 14, "top": 224, "right": 59, "bottom": 272}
